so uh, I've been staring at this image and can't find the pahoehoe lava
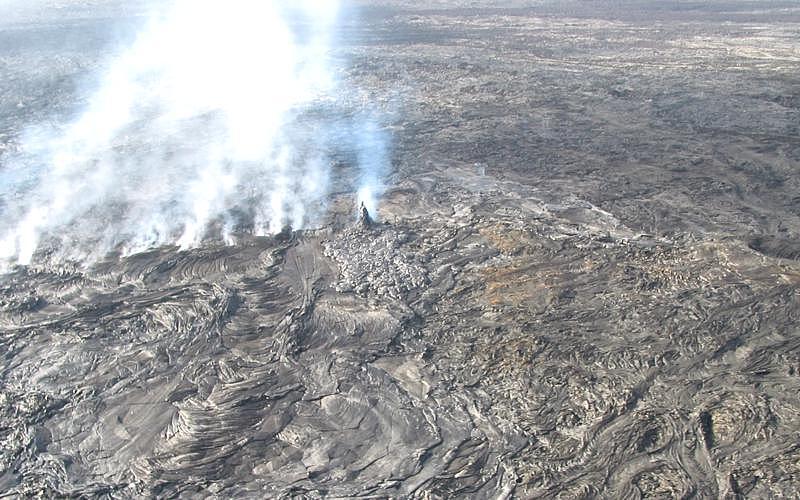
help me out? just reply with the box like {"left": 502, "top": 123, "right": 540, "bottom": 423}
{"left": 2, "top": 0, "right": 800, "bottom": 498}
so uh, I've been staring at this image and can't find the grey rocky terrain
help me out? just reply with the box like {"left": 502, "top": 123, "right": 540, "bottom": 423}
{"left": 1, "top": 0, "right": 800, "bottom": 498}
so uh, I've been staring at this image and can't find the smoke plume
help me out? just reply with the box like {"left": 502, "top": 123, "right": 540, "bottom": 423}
{"left": 0, "top": 0, "right": 389, "bottom": 267}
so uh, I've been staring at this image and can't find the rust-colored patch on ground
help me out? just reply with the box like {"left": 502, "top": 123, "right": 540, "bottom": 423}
{"left": 479, "top": 227, "right": 533, "bottom": 256}
{"left": 481, "top": 261, "right": 557, "bottom": 308}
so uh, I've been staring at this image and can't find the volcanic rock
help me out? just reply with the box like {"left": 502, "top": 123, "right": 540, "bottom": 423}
{"left": 1, "top": 1, "right": 799, "bottom": 498}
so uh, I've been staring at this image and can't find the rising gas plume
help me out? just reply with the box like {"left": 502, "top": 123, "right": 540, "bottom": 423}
{"left": 0, "top": 0, "right": 388, "bottom": 266}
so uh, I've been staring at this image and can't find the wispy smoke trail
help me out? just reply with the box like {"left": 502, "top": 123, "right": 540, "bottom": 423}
{"left": 0, "top": 0, "right": 389, "bottom": 267}
{"left": 355, "top": 117, "right": 389, "bottom": 218}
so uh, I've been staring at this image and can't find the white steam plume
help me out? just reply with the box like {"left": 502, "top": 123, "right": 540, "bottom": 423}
{"left": 355, "top": 117, "right": 389, "bottom": 218}
{"left": 0, "top": 0, "right": 389, "bottom": 267}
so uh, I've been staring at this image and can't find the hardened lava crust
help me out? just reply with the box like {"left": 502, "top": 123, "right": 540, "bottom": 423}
{"left": 1, "top": 1, "right": 800, "bottom": 498}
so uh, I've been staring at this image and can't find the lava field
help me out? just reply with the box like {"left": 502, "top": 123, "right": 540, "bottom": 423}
{"left": 1, "top": 1, "right": 800, "bottom": 498}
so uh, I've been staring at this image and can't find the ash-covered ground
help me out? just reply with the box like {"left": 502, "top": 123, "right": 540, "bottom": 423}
{"left": 2, "top": 0, "right": 800, "bottom": 498}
